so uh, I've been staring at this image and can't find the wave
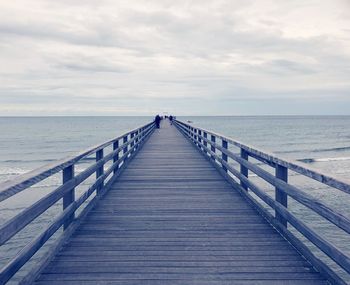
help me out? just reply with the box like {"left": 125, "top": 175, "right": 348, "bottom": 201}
{"left": 312, "top": 146, "right": 350, "bottom": 153}
{"left": 2, "top": 156, "right": 96, "bottom": 164}
{"left": 274, "top": 146, "right": 350, "bottom": 155}
{"left": 298, "top": 157, "right": 350, "bottom": 163}
{"left": 3, "top": 159, "right": 56, "bottom": 163}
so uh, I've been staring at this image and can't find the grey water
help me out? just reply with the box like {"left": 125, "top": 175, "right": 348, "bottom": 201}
{"left": 1, "top": 116, "right": 350, "bottom": 283}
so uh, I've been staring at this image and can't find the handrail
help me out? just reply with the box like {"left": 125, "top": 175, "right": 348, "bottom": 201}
{"left": 175, "top": 120, "right": 350, "bottom": 195}
{"left": 0, "top": 123, "right": 154, "bottom": 202}
{"left": 0, "top": 121, "right": 155, "bottom": 285}
{"left": 174, "top": 119, "right": 350, "bottom": 285}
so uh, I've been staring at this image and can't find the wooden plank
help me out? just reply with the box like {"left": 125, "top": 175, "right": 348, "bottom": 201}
{"left": 34, "top": 278, "right": 329, "bottom": 285}
{"left": 30, "top": 120, "right": 328, "bottom": 285}
{"left": 36, "top": 272, "right": 325, "bottom": 281}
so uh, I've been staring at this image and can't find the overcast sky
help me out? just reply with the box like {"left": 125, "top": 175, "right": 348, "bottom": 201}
{"left": 0, "top": 0, "right": 349, "bottom": 116}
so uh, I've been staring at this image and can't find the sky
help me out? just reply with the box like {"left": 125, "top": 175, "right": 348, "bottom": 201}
{"left": 0, "top": 0, "right": 349, "bottom": 116}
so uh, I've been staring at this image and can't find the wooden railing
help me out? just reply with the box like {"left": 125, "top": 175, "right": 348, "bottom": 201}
{"left": 174, "top": 119, "right": 350, "bottom": 285}
{"left": 0, "top": 121, "right": 155, "bottom": 285}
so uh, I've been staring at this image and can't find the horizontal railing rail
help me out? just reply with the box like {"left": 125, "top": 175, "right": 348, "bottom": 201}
{"left": 0, "top": 121, "right": 155, "bottom": 285}
{"left": 174, "top": 119, "right": 350, "bottom": 285}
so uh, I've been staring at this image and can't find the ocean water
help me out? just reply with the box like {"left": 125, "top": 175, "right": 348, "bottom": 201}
{"left": 0, "top": 116, "right": 350, "bottom": 283}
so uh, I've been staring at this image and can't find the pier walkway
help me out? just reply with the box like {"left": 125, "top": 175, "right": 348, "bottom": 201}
{"left": 1, "top": 119, "right": 350, "bottom": 284}
{"left": 33, "top": 122, "right": 325, "bottom": 284}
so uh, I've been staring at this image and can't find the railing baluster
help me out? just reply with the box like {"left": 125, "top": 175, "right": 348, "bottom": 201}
{"left": 135, "top": 130, "right": 139, "bottom": 148}
{"left": 198, "top": 130, "right": 202, "bottom": 149}
{"left": 203, "top": 132, "right": 208, "bottom": 154}
{"left": 96, "top": 149, "right": 104, "bottom": 195}
{"left": 276, "top": 164, "right": 288, "bottom": 227}
{"left": 63, "top": 165, "right": 75, "bottom": 230}
{"left": 222, "top": 139, "right": 228, "bottom": 172}
{"left": 140, "top": 127, "right": 144, "bottom": 142}
{"left": 130, "top": 132, "right": 135, "bottom": 151}
{"left": 123, "top": 135, "right": 128, "bottom": 162}
{"left": 210, "top": 135, "right": 216, "bottom": 161}
{"left": 113, "top": 140, "right": 119, "bottom": 175}
{"left": 194, "top": 128, "right": 198, "bottom": 146}
{"left": 240, "top": 149, "right": 249, "bottom": 190}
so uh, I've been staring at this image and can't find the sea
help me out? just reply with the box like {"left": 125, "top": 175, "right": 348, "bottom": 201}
{"left": 0, "top": 116, "right": 350, "bottom": 283}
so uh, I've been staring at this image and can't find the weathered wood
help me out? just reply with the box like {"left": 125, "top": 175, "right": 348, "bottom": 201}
{"left": 211, "top": 135, "right": 216, "bottom": 161}
{"left": 0, "top": 144, "right": 136, "bottom": 246}
{"left": 193, "top": 129, "right": 350, "bottom": 235}
{"left": 198, "top": 130, "right": 202, "bottom": 149}
{"left": 0, "top": 122, "right": 155, "bottom": 202}
{"left": 29, "top": 120, "right": 328, "bottom": 285}
{"left": 203, "top": 132, "right": 208, "bottom": 154}
{"left": 130, "top": 132, "right": 135, "bottom": 149}
{"left": 63, "top": 165, "right": 75, "bottom": 230}
{"left": 221, "top": 139, "right": 228, "bottom": 172}
{"left": 275, "top": 164, "right": 288, "bottom": 227}
{"left": 33, "top": 280, "right": 328, "bottom": 285}
{"left": 212, "top": 165, "right": 347, "bottom": 285}
{"left": 113, "top": 140, "right": 119, "bottom": 175}
{"left": 0, "top": 122, "right": 155, "bottom": 284}
{"left": 175, "top": 120, "right": 350, "bottom": 282}
{"left": 2, "top": 118, "right": 349, "bottom": 284}
{"left": 36, "top": 272, "right": 325, "bottom": 281}
{"left": 123, "top": 135, "right": 128, "bottom": 162}
{"left": 176, "top": 120, "right": 350, "bottom": 195}
{"left": 240, "top": 149, "right": 249, "bottom": 190}
{"left": 96, "top": 149, "right": 104, "bottom": 195}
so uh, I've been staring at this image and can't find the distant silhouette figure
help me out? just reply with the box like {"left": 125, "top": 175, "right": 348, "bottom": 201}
{"left": 169, "top": 115, "right": 173, "bottom": 125}
{"left": 155, "top": 115, "right": 161, "bottom": 128}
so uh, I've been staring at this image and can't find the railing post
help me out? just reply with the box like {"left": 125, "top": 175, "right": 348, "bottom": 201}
{"left": 222, "top": 139, "right": 228, "bottom": 172}
{"left": 275, "top": 164, "right": 288, "bottom": 227}
{"left": 203, "top": 132, "right": 208, "bottom": 154}
{"left": 113, "top": 140, "right": 119, "bottom": 175}
{"left": 240, "top": 149, "right": 249, "bottom": 190}
{"left": 96, "top": 149, "right": 104, "bottom": 195}
{"left": 123, "top": 135, "right": 128, "bottom": 162}
{"left": 63, "top": 165, "right": 75, "bottom": 230}
{"left": 210, "top": 135, "right": 216, "bottom": 161}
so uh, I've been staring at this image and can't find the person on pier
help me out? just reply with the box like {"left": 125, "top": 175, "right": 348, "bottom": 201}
{"left": 155, "top": 115, "right": 161, "bottom": 128}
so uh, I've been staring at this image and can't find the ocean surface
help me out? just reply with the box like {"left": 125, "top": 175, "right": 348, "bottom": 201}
{"left": 0, "top": 116, "right": 350, "bottom": 283}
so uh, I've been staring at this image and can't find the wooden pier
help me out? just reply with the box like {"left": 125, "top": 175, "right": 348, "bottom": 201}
{"left": 0, "top": 119, "right": 350, "bottom": 284}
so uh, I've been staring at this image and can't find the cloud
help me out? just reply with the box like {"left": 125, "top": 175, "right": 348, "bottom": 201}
{"left": 0, "top": 0, "right": 349, "bottom": 115}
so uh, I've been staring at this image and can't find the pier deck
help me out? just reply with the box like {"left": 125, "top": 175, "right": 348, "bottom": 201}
{"left": 33, "top": 122, "right": 326, "bottom": 284}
